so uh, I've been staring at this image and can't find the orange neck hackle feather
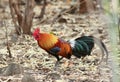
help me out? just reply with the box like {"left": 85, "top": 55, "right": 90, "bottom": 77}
{"left": 37, "top": 33, "right": 58, "bottom": 50}
{"left": 33, "top": 27, "right": 58, "bottom": 50}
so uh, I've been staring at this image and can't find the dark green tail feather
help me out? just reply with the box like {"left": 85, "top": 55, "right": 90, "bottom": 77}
{"left": 72, "top": 36, "right": 94, "bottom": 58}
{"left": 71, "top": 36, "right": 108, "bottom": 63}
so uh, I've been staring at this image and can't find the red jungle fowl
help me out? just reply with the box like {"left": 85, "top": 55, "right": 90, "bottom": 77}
{"left": 33, "top": 28, "right": 108, "bottom": 66}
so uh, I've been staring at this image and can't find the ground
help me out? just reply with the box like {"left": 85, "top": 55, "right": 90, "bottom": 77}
{"left": 0, "top": 1, "right": 111, "bottom": 82}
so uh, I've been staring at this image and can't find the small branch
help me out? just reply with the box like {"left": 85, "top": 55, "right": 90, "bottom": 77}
{"left": 9, "top": 0, "right": 22, "bottom": 35}
{"left": 4, "top": 20, "right": 12, "bottom": 58}
{"left": 118, "top": 18, "right": 120, "bottom": 42}
{"left": 38, "top": 0, "right": 47, "bottom": 19}
{"left": 51, "top": 0, "right": 85, "bottom": 26}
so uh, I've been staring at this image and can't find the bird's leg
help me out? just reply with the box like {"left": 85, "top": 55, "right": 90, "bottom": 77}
{"left": 53, "top": 55, "right": 60, "bottom": 70}
{"left": 54, "top": 60, "right": 60, "bottom": 71}
{"left": 55, "top": 56, "right": 63, "bottom": 67}
{"left": 55, "top": 60, "right": 60, "bottom": 67}
{"left": 59, "top": 57, "right": 64, "bottom": 60}
{"left": 54, "top": 57, "right": 64, "bottom": 71}
{"left": 53, "top": 54, "right": 64, "bottom": 70}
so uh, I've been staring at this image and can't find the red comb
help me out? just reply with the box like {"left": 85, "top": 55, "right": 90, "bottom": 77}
{"left": 35, "top": 28, "right": 40, "bottom": 32}
{"left": 33, "top": 27, "right": 40, "bottom": 36}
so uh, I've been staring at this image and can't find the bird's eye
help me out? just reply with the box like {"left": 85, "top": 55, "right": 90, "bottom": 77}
{"left": 35, "top": 34, "right": 39, "bottom": 40}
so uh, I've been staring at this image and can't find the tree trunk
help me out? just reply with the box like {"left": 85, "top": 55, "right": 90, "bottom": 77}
{"left": 86, "top": 0, "right": 95, "bottom": 13}
{"left": 22, "top": 0, "right": 35, "bottom": 34}
{"left": 9, "top": 0, "right": 35, "bottom": 35}
{"left": 79, "top": 0, "right": 87, "bottom": 13}
{"left": 79, "top": 0, "right": 96, "bottom": 14}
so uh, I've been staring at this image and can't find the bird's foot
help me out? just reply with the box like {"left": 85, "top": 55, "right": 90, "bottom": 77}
{"left": 54, "top": 61, "right": 60, "bottom": 71}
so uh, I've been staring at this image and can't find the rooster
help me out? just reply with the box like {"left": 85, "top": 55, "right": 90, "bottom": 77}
{"left": 33, "top": 28, "right": 108, "bottom": 66}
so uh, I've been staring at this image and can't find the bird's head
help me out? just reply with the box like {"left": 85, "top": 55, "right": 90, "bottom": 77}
{"left": 33, "top": 28, "right": 40, "bottom": 40}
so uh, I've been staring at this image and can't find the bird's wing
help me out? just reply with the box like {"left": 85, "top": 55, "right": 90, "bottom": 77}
{"left": 47, "top": 47, "right": 61, "bottom": 56}
{"left": 47, "top": 47, "right": 61, "bottom": 61}
{"left": 49, "top": 47, "right": 61, "bottom": 54}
